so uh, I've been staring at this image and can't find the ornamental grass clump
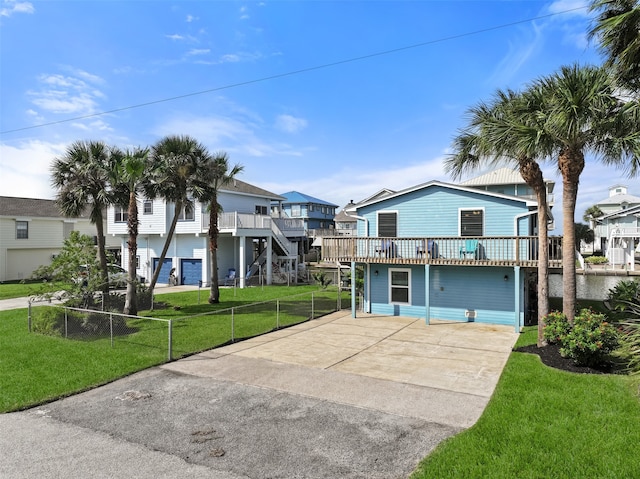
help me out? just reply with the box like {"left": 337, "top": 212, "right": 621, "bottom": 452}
{"left": 560, "top": 309, "right": 619, "bottom": 368}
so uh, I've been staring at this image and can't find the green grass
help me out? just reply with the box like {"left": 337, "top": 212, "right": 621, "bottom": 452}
{"left": 0, "top": 279, "right": 72, "bottom": 300}
{"left": 410, "top": 327, "right": 640, "bottom": 479}
{"left": 0, "top": 285, "right": 345, "bottom": 413}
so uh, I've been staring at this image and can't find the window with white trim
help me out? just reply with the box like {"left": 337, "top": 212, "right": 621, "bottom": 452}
{"left": 16, "top": 220, "right": 28, "bottom": 239}
{"left": 178, "top": 203, "right": 195, "bottom": 221}
{"left": 460, "top": 209, "right": 483, "bottom": 236}
{"left": 255, "top": 205, "right": 267, "bottom": 215}
{"left": 389, "top": 268, "right": 411, "bottom": 304}
{"left": 377, "top": 212, "right": 397, "bottom": 237}
{"left": 291, "top": 205, "right": 301, "bottom": 217}
{"left": 143, "top": 200, "right": 153, "bottom": 215}
{"left": 114, "top": 206, "right": 128, "bottom": 223}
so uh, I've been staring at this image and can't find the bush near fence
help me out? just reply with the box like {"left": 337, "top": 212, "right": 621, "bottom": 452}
{"left": 29, "top": 289, "right": 355, "bottom": 362}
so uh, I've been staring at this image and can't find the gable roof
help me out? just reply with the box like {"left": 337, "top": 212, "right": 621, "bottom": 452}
{"left": 0, "top": 196, "right": 90, "bottom": 219}
{"left": 221, "top": 179, "right": 285, "bottom": 201}
{"left": 597, "top": 203, "right": 640, "bottom": 220}
{"left": 279, "top": 191, "right": 338, "bottom": 207}
{"left": 595, "top": 192, "right": 640, "bottom": 206}
{"left": 354, "top": 180, "right": 537, "bottom": 210}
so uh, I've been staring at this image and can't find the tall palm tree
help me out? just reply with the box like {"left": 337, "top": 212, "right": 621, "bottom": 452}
{"left": 589, "top": 0, "right": 640, "bottom": 92}
{"left": 530, "top": 64, "right": 640, "bottom": 321}
{"left": 112, "top": 147, "right": 150, "bottom": 316}
{"left": 197, "top": 152, "right": 243, "bottom": 304}
{"left": 446, "top": 89, "right": 552, "bottom": 346}
{"left": 50, "top": 140, "right": 117, "bottom": 296}
{"left": 145, "top": 135, "right": 210, "bottom": 290}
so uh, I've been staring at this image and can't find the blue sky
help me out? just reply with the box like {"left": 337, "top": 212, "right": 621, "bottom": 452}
{"left": 0, "top": 0, "right": 635, "bottom": 232}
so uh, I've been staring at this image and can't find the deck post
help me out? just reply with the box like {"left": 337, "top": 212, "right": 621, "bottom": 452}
{"left": 424, "top": 264, "right": 430, "bottom": 325}
{"left": 514, "top": 266, "right": 521, "bottom": 332}
{"left": 351, "top": 261, "right": 357, "bottom": 318}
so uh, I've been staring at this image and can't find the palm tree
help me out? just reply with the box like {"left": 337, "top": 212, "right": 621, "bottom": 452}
{"left": 530, "top": 64, "right": 640, "bottom": 321}
{"left": 589, "top": 0, "right": 640, "bottom": 92}
{"left": 145, "top": 135, "right": 210, "bottom": 290}
{"left": 197, "top": 152, "right": 243, "bottom": 304}
{"left": 112, "top": 147, "right": 150, "bottom": 316}
{"left": 583, "top": 205, "right": 604, "bottom": 224}
{"left": 51, "top": 140, "right": 117, "bottom": 297}
{"left": 446, "top": 89, "right": 552, "bottom": 346}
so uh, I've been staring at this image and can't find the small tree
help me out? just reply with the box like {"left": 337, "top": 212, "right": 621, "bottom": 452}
{"left": 31, "top": 231, "right": 102, "bottom": 307}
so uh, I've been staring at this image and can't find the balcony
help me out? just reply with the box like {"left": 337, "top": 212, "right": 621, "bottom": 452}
{"left": 321, "top": 236, "right": 563, "bottom": 267}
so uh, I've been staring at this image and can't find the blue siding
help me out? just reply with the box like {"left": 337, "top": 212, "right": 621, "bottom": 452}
{"left": 368, "top": 264, "right": 518, "bottom": 326}
{"left": 359, "top": 185, "right": 531, "bottom": 237}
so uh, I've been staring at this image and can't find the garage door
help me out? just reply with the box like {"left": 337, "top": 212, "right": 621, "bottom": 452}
{"left": 180, "top": 259, "right": 202, "bottom": 285}
{"left": 153, "top": 258, "right": 173, "bottom": 284}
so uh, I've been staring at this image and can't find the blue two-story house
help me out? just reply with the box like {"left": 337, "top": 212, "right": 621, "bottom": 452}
{"left": 322, "top": 180, "right": 562, "bottom": 332}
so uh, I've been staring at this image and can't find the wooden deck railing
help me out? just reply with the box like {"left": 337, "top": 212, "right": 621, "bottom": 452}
{"left": 321, "top": 236, "right": 563, "bottom": 267}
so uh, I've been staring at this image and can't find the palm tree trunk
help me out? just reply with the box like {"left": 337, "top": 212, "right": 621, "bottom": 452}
{"left": 559, "top": 149, "right": 585, "bottom": 323}
{"left": 124, "top": 192, "right": 139, "bottom": 316}
{"left": 208, "top": 196, "right": 220, "bottom": 304}
{"left": 519, "top": 158, "right": 550, "bottom": 346}
{"left": 94, "top": 211, "right": 110, "bottom": 298}
{"left": 148, "top": 198, "right": 183, "bottom": 290}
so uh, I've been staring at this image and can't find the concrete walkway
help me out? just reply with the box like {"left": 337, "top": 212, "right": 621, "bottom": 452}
{"left": 1, "top": 308, "right": 518, "bottom": 478}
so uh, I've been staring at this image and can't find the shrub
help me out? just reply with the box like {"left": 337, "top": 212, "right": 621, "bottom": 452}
{"left": 585, "top": 256, "right": 608, "bottom": 264}
{"left": 560, "top": 309, "right": 619, "bottom": 368}
{"left": 604, "top": 279, "right": 640, "bottom": 322}
{"left": 612, "top": 300, "right": 640, "bottom": 374}
{"left": 542, "top": 311, "right": 571, "bottom": 345}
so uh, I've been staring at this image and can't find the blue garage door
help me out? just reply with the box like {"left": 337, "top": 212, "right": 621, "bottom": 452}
{"left": 153, "top": 258, "right": 173, "bottom": 284}
{"left": 181, "top": 259, "right": 202, "bottom": 285}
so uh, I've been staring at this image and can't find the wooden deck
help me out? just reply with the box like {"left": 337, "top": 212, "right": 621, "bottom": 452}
{"left": 321, "top": 236, "right": 563, "bottom": 268}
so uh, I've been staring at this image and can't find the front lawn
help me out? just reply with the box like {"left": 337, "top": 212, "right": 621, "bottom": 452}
{"left": 0, "top": 285, "right": 344, "bottom": 413}
{"left": 410, "top": 327, "right": 640, "bottom": 478}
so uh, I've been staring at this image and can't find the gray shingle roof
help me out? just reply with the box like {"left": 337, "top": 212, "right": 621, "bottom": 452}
{"left": 0, "top": 196, "right": 90, "bottom": 219}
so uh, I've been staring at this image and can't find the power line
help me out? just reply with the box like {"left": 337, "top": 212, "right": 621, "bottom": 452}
{"left": 0, "top": 5, "right": 589, "bottom": 135}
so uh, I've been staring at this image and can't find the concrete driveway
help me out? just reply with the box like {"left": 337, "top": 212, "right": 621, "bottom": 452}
{"left": 1, "top": 311, "right": 518, "bottom": 479}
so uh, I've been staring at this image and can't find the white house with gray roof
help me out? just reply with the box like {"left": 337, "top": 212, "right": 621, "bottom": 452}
{"left": 0, "top": 196, "right": 120, "bottom": 282}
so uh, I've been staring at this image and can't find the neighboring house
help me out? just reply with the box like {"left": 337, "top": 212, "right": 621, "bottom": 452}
{"left": 0, "top": 196, "right": 120, "bottom": 282}
{"left": 273, "top": 191, "right": 338, "bottom": 236}
{"left": 461, "top": 167, "right": 556, "bottom": 230}
{"left": 333, "top": 202, "right": 358, "bottom": 236}
{"left": 322, "top": 181, "right": 559, "bottom": 331}
{"left": 107, "top": 179, "right": 305, "bottom": 288}
{"left": 591, "top": 185, "right": 640, "bottom": 269}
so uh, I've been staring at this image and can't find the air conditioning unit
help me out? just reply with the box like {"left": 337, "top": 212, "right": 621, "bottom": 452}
{"left": 465, "top": 309, "right": 476, "bottom": 321}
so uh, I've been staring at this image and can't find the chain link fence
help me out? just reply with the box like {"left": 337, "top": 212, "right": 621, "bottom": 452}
{"left": 27, "top": 290, "right": 357, "bottom": 363}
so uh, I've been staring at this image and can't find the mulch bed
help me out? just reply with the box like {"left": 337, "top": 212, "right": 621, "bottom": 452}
{"left": 514, "top": 342, "right": 620, "bottom": 375}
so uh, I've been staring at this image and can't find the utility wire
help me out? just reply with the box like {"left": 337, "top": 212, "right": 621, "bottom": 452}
{"left": 0, "top": 5, "right": 589, "bottom": 135}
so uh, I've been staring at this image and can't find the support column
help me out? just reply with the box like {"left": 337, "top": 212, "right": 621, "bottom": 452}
{"left": 514, "top": 266, "right": 521, "bottom": 332}
{"left": 425, "top": 264, "right": 431, "bottom": 325}
{"left": 351, "top": 261, "right": 357, "bottom": 318}
{"left": 239, "top": 236, "right": 246, "bottom": 288}
{"left": 266, "top": 236, "right": 273, "bottom": 285}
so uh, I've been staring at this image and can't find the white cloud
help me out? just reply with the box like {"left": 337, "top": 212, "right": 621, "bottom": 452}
{"left": 187, "top": 48, "right": 210, "bottom": 56}
{"left": 0, "top": 0, "right": 34, "bottom": 17}
{"left": 166, "top": 33, "right": 184, "bottom": 41}
{"left": 186, "top": 14, "right": 197, "bottom": 23}
{"left": 275, "top": 114, "right": 308, "bottom": 134}
{"left": 546, "top": 0, "right": 590, "bottom": 17}
{"left": 489, "top": 22, "right": 544, "bottom": 85}
{"left": 0, "top": 140, "right": 67, "bottom": 199}
{"left": 26, "top": 71, "right": 105, "bottom": 117}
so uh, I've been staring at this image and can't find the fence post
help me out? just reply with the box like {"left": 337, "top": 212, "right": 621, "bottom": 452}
{"left": 276, "top": 299, "right": 280, "bottom": 329}
{"left": 337, "top": 286, "right": 341, "bottom": 311}
{"left": 168, "top": 320, "right": 173, "bottom": 362}
{"left": 110, "top": 312, "right": 114, "bottom": 348}
{"left": 231, "top": 308, "right": 235, "bottom": 342}
{"left": 28, "top": 299, "right": 32, "bottom": 332}
{"left": 64, "top": 308, "right": 68, "bottom": 338}
{"left": 311, "top": 292, "right": 315, "bottom": 320}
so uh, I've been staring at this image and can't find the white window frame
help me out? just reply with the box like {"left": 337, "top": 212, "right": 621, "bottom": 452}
{"left": 377, "top": 210, "right": 398, "bottom": 237}
{"left": 291, "top": 205, "right": 301, "bottom": 217}
{"left": 16, "top": 220, "right": 29, "bottom": 239}
{"left": 114, "top": 206, "right": 128, "bottom": 223}
{"left": 178, "top": 203, "right": 195, "bottom": 222}
{"left": 388, "top": 268, "right": 411, "bottom": 305}
{"left": 255, "top": 205, "right": 268, "bottom": 215}
{"left": 459, "top": 207, "right": 484, "bottom": 236}
{"left": 143, "top": 200, "right": 153, "bottom": 215}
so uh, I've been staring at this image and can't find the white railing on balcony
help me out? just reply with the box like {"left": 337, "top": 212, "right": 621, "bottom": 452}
{"left": 322, "top": 236, "right": 563, "bottom": 267}
{"left": 202, "top": 212, "right": 272, "bottom": 231}
{"left": 273, "top": 217, "right": 305, "bottom": 236}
